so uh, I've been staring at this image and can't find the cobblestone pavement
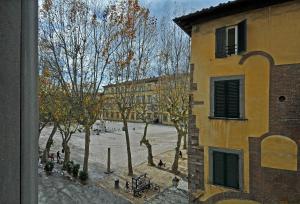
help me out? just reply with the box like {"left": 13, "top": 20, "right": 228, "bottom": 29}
{"left": 38, "top": 165, "right": 130, "bottom": 204}
{"left": 145, "top": 187, "right": 188, "bottom": 204}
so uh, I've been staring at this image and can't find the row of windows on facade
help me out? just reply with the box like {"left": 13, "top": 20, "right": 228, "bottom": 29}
{"left": 105, "top": 84, "right": 154, "bottom": 94}
{"left": 103, "top": 111, "right": 170, "bottom": 122}
{"left": 104, "top": 95, "right": 158, "bottom": 107}
{"left": 104, "top": 104, "right": 159, "bottom": 112}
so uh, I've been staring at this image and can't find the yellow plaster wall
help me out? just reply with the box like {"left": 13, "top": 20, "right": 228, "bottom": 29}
{"left": 216, "top": 200, "right": 260, "bottom": 204}
{"left": 261, "top": 135, "right": 298, "bottom": 171}
{"left": 190, "top": 1, "right": 300, "bottom": 197}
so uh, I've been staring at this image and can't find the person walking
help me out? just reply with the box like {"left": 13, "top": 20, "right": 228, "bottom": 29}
{"left": 56, "top": 151, "right": 61, "bottom": 163}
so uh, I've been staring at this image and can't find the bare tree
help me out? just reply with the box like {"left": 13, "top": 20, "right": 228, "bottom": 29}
{"left": 157, "top": 17, "right": 190, "bottom": 173}
{"left": 55, "top": 95, "right": 78, "bottom": 167}
{"left": 39, "top": 0, "right": 119, "bottom": 174}
{"left": 135, "top": 82, "right": 156, "bottom": 166}
{"left": 39, "top": 67, "right": 59, "bottom": 163}
{"left": 107, "top": 0, "right": 156, "bottom": 175}
{"left": 158, "top": 75, "right": 189, "bottom": 172}
{"left": 39, "top": 68, "right": 54, "bottom": 136}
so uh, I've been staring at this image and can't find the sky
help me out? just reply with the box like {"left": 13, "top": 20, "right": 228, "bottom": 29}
{"left": 139, "top": 0, "right": 229, "bottom": 18}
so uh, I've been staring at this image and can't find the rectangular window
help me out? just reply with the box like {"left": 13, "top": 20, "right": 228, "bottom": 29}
{"left": 212, "top": 151, "right": 240, "bottom": 189}
{"left": 147, "top": 113, "right": 152, "bottom": 120}
{"left": 163, "top": 114, "right": 168, "bottom": 122}
{"left": 226, "top": 26, "right": 237, "bottom": 55}
{"left": 146, "top": 104, "right": 151, "bottom": 111}
{"left": 147, "top": 95, "right": 152, "bottom": 103}
{"left": 211, "top": 76, "right": 244, "bottom": 119}
{"left": 215, "top": 20, "right": 247, "bottom": 58}
{"left": 141, "top": 95, "right": 145, "bottom": 103}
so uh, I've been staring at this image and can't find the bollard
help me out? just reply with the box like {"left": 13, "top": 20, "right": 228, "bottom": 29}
{"left": 105, "top": 147, "right": 113, "bottom": 174}
{"left": 114, "top": 179, "right": 119, "bottom": 189}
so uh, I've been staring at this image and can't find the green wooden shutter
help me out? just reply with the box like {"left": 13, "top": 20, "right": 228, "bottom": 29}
{"left": 226, "top": 80, "right": 240, "bottom": 118}
{"left": 213, "top": 151, "right": 225, "bottom": 186}
{"left": 238, "top": 20, "right": 247, "bottom": 54}
{"left": 225, "top": 153, "right": 239, "bottom": 189}
{"left": 214, "top": 81, "right": 226, "bottom": 117}
{"left": 215, "top": 27, "right": 226, "bottom": 58}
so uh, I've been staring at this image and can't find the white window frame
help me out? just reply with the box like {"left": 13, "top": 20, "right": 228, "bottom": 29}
{"left": 226, "top": 25, "right": 238, "bottom": 55}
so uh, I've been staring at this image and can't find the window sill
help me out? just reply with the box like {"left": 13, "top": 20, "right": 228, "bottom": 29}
{"left": 209, "top": 183, "right": 241, "bottom": 192}
{"left": 215, "top": 53, "right": 244, "bottom": 59}
{"left": 208, "top": 116, "right": 248, "bottom": 121}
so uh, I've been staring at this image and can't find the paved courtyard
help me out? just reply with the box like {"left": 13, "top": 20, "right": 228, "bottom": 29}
{"left": 38, "top": 163, "right": 130, "bottom": 204}
{"left": 96, "top": 149, "right": 188, "bottom": 204}
{"left": 39, "top": 121, "right": 186, "bottom": 203}
{"left": 145, "top": 187, "right": 188, "bottom": 204}
{"left": 39, "top": 121, "right": 178, "bottom": 173}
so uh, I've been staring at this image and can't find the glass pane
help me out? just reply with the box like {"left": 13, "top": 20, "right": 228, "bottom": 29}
{"left": 227, "top": 28, "right": 236, "bottom": 55}
{"left": 213, "top": 151, "right": 225, "bottom": 186}
{"left": 225, "top": 153, "right": 239, "bottom": 189}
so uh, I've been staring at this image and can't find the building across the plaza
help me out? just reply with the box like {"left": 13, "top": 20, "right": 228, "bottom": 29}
{"left": 102, "top": 75, "right": 188, "bottom": 125}
{"left": 174, "top": 0, "right": 300, "bottom": 203}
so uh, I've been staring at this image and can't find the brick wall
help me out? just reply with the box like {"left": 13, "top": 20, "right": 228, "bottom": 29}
{"left": 247, "top": 62, "right": 300, "bottom": 203}
{"left": 188, "top": 64, "right": 205, "bottom": 200}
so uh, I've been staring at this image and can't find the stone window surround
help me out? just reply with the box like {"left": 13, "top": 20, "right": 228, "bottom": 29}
{"left": 209, "top": 75, "right": 246, "bottom": 120}
{"left": 208, "top": 147, "right": 244, "bottom": 191}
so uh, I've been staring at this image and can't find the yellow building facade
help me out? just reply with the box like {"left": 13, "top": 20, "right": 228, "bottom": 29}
{"left": 102, "top": 77, "right": 173, "bottom": 125}
{"left": 175, "top": 0, "right": 300, "bottom": 203}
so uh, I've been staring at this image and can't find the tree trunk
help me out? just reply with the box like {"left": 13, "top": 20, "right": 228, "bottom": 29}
{"left": 172, "top": 131, "right": 183, "bottom": 173}
{"left": 83, "top": 126, "right": 91, "bottom": 174}
{"left": 145, "top": 142, "right": 155, "bottom": 166}
{"left": 39, "top": 122, "right": 47, "bottom": 138}
{"left": 123, "top": 119, "right": 133, "bottom": 176}
{"left": 63, "top": 141, "right": 70, "bottom": 167}
{"left": 140, "top": 123, "right": 155, "bottom": 166}
{"left": 41, "top": 124, "right": 57, "bottom": 163}
{"left": 183, "top": 132, "right": 187, "bottom": 150}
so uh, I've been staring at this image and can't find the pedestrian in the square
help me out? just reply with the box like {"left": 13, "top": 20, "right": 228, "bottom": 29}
{"left": 179, "top": 150, "right": 183, "bottom": 158}
{"left": 125, "top": 180, "right": 129, "bottom": 190}
{"left": 158, "top": 159, "right": 166, "bottom": 168}
{"left": 57, "top": 151, "right": 61, "bottom": 163}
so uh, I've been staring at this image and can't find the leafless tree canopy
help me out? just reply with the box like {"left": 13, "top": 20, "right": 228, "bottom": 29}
{"left": 39, "top": 0, "right": 191, "bottom": 175}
